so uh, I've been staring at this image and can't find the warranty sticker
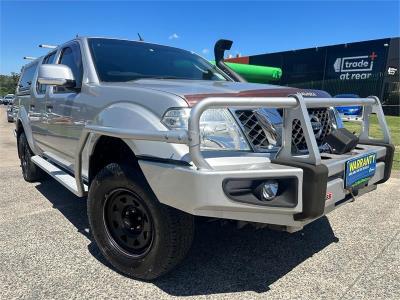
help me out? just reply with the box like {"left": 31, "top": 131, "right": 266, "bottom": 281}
{"left": 344, "top": 152, "right": 377, "bottom": 188}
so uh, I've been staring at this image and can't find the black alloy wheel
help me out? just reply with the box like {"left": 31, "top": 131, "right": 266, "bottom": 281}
{"left": 18, "top": 132, "right": 43, "bottom": 182}
{"left": 88, "top": 163, "right": 195, "bottom": 280}
{"left": 20, "top": 140, "right": 31, "bottom": 175}
{"left": 104, "top": 188, "right": 154, "bottom": 257}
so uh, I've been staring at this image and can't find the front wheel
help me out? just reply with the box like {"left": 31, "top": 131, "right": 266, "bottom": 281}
{"left": 88, "top": 163, "right": 194, "bottom": 280}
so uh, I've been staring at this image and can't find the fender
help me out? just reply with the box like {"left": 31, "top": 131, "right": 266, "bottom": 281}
{"left": 85, "top": 102, "right": 189, "bottom": 163}
{"left": 16, "top": 106, "right": 37, "bottom": 154}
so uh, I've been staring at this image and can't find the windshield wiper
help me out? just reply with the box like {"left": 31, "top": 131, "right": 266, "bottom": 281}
{"left": 128, "top": 75, "right": 186, "bottom": 82}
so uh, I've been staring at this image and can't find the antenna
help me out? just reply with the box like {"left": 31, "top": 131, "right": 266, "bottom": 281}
{"left": 137, "top": 33, "right": 144, "bottom": 41}
{"left": 39, "top": 44, "right": 57, "bottom": 49}
{"left": 23, "top": 56, "right": 37, "bottom": 60}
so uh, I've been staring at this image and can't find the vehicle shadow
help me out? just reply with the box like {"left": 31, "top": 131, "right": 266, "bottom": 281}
{"left": 35, "top": 177, "right": 338, "bottom": 296}
{"left": 34, "top": 177, "right": 90, "bottom": 239}
{"left": 153, "top": 217, "right": 338, "bottom": 295}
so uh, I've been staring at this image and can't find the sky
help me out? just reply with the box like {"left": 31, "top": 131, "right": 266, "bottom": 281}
{"left": 1, "top": 0, "right": 399, "bottom": 74}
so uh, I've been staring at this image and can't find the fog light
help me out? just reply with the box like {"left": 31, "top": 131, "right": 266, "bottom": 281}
{"left": 260, "top": 180, "right": 279, "bottom": 201}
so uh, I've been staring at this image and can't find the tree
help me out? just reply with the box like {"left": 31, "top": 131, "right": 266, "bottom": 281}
{"left": 0, "top": 73, "right": 20, "bottom": 96}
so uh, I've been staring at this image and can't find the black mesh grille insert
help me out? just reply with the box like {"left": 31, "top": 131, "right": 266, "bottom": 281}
{"left": 236, "top": 108, "right": 333, "bottom": 152}
{"left": 292, "top": 119, "right": 306, "bottom": 151}
{"left": 235, "top": 110, "right": 270, "bottom": 149}
{"left": 292, "top": 108, "right": 333, "bottom": 151}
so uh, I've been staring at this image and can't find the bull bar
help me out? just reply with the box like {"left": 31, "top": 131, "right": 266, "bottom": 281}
{"left": 74, "top": 94, "right": 391, "bottom": 197}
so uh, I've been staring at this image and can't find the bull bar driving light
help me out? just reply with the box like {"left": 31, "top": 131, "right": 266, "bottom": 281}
{"left": 259, "top": 180, "right": 279, "bottom": 201}
{"left": 222, "top": 177, "right": 298, "bottom": 207}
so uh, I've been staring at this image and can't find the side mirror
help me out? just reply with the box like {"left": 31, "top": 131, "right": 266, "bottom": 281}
{"left": 37, "top": 64, "right": 76, "bottom": 87}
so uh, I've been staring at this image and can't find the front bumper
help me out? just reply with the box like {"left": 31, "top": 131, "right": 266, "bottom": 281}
{"left": 139, "top": 143, "right": 392, "bottom": 228}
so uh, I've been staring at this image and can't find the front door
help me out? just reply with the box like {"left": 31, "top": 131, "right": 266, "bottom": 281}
{"left": 42, "top": 42, "right": 85, "bottom": 170}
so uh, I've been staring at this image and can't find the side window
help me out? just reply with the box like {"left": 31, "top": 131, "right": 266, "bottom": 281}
{"left": 37, "top": 51, "right": 57, "bottom": 94}
{"left": 18, "top": 62, "right": 38, "bottom": 94}
{"left": 55, "top": 43, "right": 83, "bottom": 93}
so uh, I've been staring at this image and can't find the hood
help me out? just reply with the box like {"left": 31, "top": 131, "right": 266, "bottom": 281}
{"left": 102, "top": 79, "right": 331, "bottom": 107}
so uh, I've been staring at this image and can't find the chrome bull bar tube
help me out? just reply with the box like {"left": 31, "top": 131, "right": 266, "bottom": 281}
{"left": 74, "top": 128, "right": 189, "bottom": 196}
{"left": 188, "top": 97, "right": 299, "bottom": 169}
{"left": 303, "top": 97, "right": 376, "bottom": 108}
{"left": 303, "top": 95, "right": 390, "bottom": 144}
{"left": 74, "top": 94, "right": 390, "bottom": 197}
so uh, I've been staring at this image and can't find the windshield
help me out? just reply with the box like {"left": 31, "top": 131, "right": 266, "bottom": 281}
{"left": 88, "top": 38, "right": 229, "bottom": 82}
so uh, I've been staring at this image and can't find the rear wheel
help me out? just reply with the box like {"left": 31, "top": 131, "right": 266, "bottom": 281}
{"left": 88, "top": 163, "right": 194, "bottom": 280}
{"left": 18, "top": 132, "right": 43, "bottom": 182}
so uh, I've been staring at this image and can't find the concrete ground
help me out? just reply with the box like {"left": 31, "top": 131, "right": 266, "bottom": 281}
{"left": 0, "top": 106, "right": 399, "bottom": 300}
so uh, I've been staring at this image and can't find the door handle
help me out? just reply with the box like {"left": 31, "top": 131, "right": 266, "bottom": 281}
{"left": 46, "top": 105, "right": 53, "bottom": 112}
{"left": 30, "top": 104, "right": 35, "bottom": 111}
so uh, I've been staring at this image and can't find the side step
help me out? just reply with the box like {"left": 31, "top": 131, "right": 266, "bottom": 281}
{"left": 31, "top": 155, "right": 88, "bottom": 196}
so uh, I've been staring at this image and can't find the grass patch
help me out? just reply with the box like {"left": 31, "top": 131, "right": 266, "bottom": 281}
{"left": 344, "top": 114, "right": 400, "bottom": 170}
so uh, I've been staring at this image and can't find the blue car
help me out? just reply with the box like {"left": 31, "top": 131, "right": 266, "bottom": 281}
{"left": 334, "top": 94, "right": 363, "bottom": 120}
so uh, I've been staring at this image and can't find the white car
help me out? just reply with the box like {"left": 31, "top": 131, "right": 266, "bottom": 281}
{"left": 3, "top": 94, "right": 15, "bottom": 105}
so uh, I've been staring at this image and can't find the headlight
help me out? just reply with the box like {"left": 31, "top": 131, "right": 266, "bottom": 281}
{"left": 162, "top": 108, "right": 250, "bottom": 151}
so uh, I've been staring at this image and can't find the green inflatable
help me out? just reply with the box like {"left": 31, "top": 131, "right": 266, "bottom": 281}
{"left": 210, "top": 61, "right": 282, "bottom": 83}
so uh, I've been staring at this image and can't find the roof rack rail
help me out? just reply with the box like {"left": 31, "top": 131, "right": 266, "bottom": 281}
{"left": 39, "top": 44, "right": 57, "bottom": 49}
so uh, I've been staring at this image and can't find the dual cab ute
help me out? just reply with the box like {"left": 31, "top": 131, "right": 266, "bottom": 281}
{"left": 14, "top": 37, "right": 394, "bottom": 279}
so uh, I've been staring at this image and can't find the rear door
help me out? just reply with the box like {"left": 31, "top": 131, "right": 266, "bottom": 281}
{"left": 30, "top": 51, "right": 58, "bottom": 149}
{"left": 16, "top": 61, "right": 40, "bottom": 142}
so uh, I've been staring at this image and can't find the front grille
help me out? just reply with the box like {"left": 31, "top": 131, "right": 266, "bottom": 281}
{"left": 236, "top": 108, "right": 333, "bottom": 152}
{"left": 235, "top": 110, "right": 271, "bottom": 150}
{"left": 292, "top": 118, "right": 306, "bottom": 150}
{"left": 292, "top": 108, "right": 332, "bottom": 151}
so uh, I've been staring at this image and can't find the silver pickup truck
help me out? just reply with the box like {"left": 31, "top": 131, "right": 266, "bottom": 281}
{"left": 14, "top": 37, "right": 394, "bottom": 280}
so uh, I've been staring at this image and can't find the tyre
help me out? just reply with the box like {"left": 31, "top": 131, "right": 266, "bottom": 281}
{"left": 18, "top": 132, "right": 43, "bottom": 182}
{"left": 88, "top": 163, "right": 194, "bottom": 280}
